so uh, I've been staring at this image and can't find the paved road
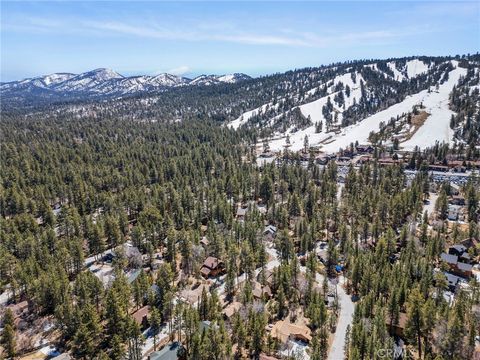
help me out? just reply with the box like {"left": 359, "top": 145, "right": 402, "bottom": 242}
{"left": 298, "top": 264, "right": 355, "bottom": 360}
{"left": 422, "top": 192, "right": 438, "bottom": 218}
{"left": 328, "top": 276, "right": 354, "bottom": 360}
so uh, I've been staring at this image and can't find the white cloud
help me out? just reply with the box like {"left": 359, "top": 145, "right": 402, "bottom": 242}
{"left": 3, "top": 15, "right": 436, "bottom": 49}
{"left": 166, "top": 66, "right": 191, "bottom": 75}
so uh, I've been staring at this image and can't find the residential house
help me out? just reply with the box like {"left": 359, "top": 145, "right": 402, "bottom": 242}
{"left": 252, "top": 281, "right": 272, "bottom": 300}
{"left": 440, "top": 253, "right": 473, "bottom": 278}
{"left": 257, "top": 269, "right": 275, "bottom": 288}
{"left": 127, "top": 269, "right": 142, "bottom": 284}
{"left": 6, "top": 300, "right": 29, "bottom": 317}
{"left": 236, "top": 207, "right": 248, "bottom": 221}
{"left": 200, "top": 257, "right": 224, "bottom": 278}
{"left": 200, "top": 236, "right": 209, "bottom": 249}
{"left": 132, "top": 305, "right": 150, "bottom": 330}
{"left": 444, "top": 272, "right": 463, "bottom": 292}
{"left": 271, "top": 320, "right": 312, "bottom": 344}
{"left": 116, "top": 243, "right": 142, "bottom": 268}
{"left": 386, "top": 312, "right": 408, "bottom": 337}
{"left": 264, "top": 225, "right": 277, "bottom": 237}
{"left": 356, "top": 144, "right": 374, "bottom": 153}
{"left": 315, "top": 156, "right": 329, "bottom": 165}
{"left": 447, "top": 207, "right": 459, "bottom": 221}
{"left": 449, "top": 244, "right": 467, "bottom": 256}
{"left": 222, "top": 301, "right": 243, "bottom": 320}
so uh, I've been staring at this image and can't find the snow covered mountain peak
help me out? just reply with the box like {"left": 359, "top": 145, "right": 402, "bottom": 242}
{"left": 1, "top": 68, "right": 252, "bottom": 100}
{"left": 82, "top": 68, "right": 124, "bottom": 81}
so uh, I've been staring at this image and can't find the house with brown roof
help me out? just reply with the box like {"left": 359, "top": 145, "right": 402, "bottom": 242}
{"left": 200, "top": 236, "right": 209, "bottom": 249}
{"left": 222, "top": 301, "right": 243, "bottom": 319}
{"left": 132, "top": 305, "right": 150, "bottom": 329}
{"left": 271, "top": 320, "right": 312, "bottom": 344}
{"left": 236, "top": 206, "right": 248, "bottom": 221}
{"left": 257, "top": 268, "right": 275, "bottom": 288}
{"left": 7, "top": 300, "right": 29, "bottom": 317}
{"left": 386, "top": 312, "right": 408, "bottom": 337}
{"left": 200, "top": 256, "right": 224, "bottom": 278}
{"left": 252, "top": 281, "right": 272, "bottom": 300}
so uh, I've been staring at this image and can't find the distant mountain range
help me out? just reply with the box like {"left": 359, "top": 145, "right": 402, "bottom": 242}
{"left": 0, "top": 68, "right": 251, "bottom": 103}
{"left": 1, "top": 55, "right": 478, "bottom": 153}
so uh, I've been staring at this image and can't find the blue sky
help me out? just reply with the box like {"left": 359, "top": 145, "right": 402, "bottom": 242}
{"left": 1, "top": 1, "right": 479, "bottom": 81}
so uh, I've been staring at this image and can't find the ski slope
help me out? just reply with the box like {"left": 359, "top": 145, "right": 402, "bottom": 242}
{"left": 229, "top": 102, "right": 278, "bottom": 129}
{"left": 298, "top": 72, "right": 363, "bottom": 124}
{"left": 402, "top": 63, "right": 467, "bottom": 150}
{"left": 406, "top": 59, "right": 430, "bottom": 78}
{"left": 321, "top": 62, "right": 465, "bottom": 153}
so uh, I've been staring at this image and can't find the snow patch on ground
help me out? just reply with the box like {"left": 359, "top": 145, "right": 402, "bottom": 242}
{"left": 229, "top": 102, "right": 278, "bottom": 129}
{"left": 267, "top": 125, "right": 331, "bottom": 152}
{"left": 406, "top": 59, "right": 429, "bottom": 79}
{"left": 388, "top": 62, "right": 405, "bottom": 81}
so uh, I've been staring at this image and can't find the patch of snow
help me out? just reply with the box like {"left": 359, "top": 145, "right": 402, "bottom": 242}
{"left": 229, "top": 102, "right": 278, "bottom": 129}
{"left": 280, "top": 340, "right": 310, "bottom": 359}
{"left": 388, "top": 62, "right": 405, "bottom": 81}
{"left": 39, "top": 345, "right": 59, "bottom": 356}
{"left": 406, "top": 59, "right": 429, "bottom": 79}
{"left": 267, "top": 125, "right": 331, "bottom": 152}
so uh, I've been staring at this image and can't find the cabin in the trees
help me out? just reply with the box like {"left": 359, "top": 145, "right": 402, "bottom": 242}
{"left": 440, "top": 252, "right": 473, "bottom": 278}
{"left": 444, "top": 272, "right": 463, "bottom": 292}
{"left": 200, "top": 256, "right": 224, "bottom": 278}
{"left": 271, "top": 320, "right": 312, "bottom": 344}
{"left": 200, "top": 236, "right": 209, "bottom": 249}
{"left": 315, "top": 155, "right": 329, "bottom": 165}
{"left": 236, "top": 206, "right": 248, "bottom": 221}
{"left": 264, "top": 225, "right": 277, "bottom": 237}
{"left": 386, "top": 312, "right": 408, "bottom": 337}
{"left": 356, "top": 144, "right": 374, "bottom": 153}
{"left": 252, "top": 281, "right": 272, "bottom": 300}
{"left": 447, "top": 207, "right": 459, "bottom": 221}
{"left": 222, "top": 301, "right": 243, "bottom": 320}
{"left": 132, "top": 305, "right": 150, "bottom": 330}
{"left": 258, "top": 268, "right": 275, "bottom": 288}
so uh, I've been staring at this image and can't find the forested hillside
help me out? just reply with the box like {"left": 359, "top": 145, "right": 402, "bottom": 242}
{"left": 4, "top": 54, "right": 479, "bottom": 153}
{"left": 1, "top": 111, "right": 479, "bottom": 359}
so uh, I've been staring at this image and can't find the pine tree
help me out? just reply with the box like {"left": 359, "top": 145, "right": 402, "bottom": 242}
{"left": 2, "top": 309, "right": 16, "bottom": 359}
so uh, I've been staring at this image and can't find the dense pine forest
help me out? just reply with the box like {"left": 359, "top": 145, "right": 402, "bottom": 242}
{"left": 1, "top": 110, "right": 479, "bottom": 360}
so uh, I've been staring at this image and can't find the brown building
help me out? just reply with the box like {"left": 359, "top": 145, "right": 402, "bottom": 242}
{"left": 386, "top": 312, "right": 408, "bottom": 337}
{"left": 132, "top": 305, "right": 150, "bottom": 329}
{"left": 271, "top": 320, "right": 312, "bottom": 344}
{"left": 200, "top": 256, "right": 224, "bottom": 278}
